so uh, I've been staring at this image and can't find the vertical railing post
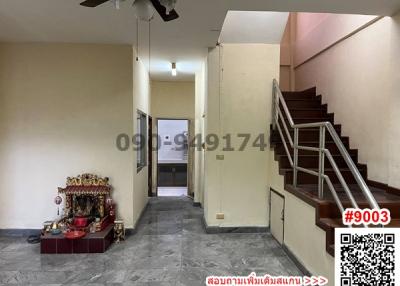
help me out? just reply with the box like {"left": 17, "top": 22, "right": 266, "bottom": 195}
{"left": 318, "top": 125, "right": 326, "bottom": 198}
{"left": 293, "top": 127, "right": 299, "bottom": 188}
{"left": 272, "top": 82, "right": 276, "bottom": 130}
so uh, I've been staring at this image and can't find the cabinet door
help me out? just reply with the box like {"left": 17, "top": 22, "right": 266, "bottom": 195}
{"left": 158, "top": 165, "right": 174, "bottom": 186}
{"left": 157, "top": 164, "right": 187, "bottom": 187}
{"left": 173, "top": 164, "right": 187, "bottom": 186}
{"left": 270, "top": 189, "right": 285, "bottom": 244}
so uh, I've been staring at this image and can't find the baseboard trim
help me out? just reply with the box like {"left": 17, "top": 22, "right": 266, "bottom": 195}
{"left": 387, "top": 185, "right": 400, "bottom": 196}
{"left": 0, "top": 229, "right": 41, "bottom": 237}
{"left": 367, "top": 179, "right": 388, "bottom": 190}
{"left": 202, "top": 217, "right": 268, "bottom": 234}
{"left": 367, "top": 179, "right": 400, "bottom": 196}
{"left": 193, "top": 202, "right": 202, "bottom": 207}
{"left": 126, "top": 201, "right": 150, "bottom": 236}
{"left": 282, "top": 244, "right": 312, "bottom": 276}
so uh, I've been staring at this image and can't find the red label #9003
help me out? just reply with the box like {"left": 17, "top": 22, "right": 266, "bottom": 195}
{"left": 342, "top": 208, "right": 391, "bottom": 226}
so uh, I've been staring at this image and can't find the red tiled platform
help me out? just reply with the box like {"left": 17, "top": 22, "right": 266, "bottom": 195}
{"left": 41, "top": 224, "right": 114, "bottom": 254}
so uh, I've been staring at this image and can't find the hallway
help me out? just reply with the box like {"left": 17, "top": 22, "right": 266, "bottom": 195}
{"left": 0, "top": 197, "right": 302, "bottom": 285}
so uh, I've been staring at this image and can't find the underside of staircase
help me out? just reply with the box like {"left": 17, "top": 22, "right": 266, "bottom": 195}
{"left": 270, "top": 87, "right": 400, "bottom": 256}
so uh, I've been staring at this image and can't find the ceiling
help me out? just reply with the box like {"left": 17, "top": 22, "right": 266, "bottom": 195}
{"left": 219, "top": 11, "right": 289, "bottom": 44}
{"left": 0, "top": 0, "right": 399, "bottom": 81}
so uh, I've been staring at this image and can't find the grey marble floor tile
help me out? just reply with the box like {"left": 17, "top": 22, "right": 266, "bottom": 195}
{"left": 126, "top": 268, "right": 180, "bottom": 283}
{"left": 0, "top": 270, "right": 73, "bottom": 284}
{"left": 0, "top": 196, "right": 303, "bottom": 285}
{"left": 64, "top": 269, "right": 127, "bottom": 284}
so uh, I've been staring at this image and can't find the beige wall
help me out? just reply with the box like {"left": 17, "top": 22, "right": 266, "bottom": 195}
{"left": 388, "top": 13, "right": 400, "bottom": 189}
{"left": 194, "top": 61, "right": 207, "bottom": 205}
{"left": 204, "top": 44, "right": 280, "bottom": 227}
{"left": 268, "top": 150, "right": 334, "bottom": 283}
{"left": 150, "top": 80, "right": 195, "bottom": 195}
{"left": 295, "top": 14, "right": 400, "bottom": 188}
{"left": 0, "top": 43, "right": 150, "bottom": 229}
{"left": 133, "top": 51, "right": 150, "bottom": 226}
{"left": 151, "top": 81, "right": 195, "bottom": 119}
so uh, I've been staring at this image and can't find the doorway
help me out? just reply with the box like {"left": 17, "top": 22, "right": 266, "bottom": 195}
{"left": 157, "top": 119, "right": 189, "bottom": 197}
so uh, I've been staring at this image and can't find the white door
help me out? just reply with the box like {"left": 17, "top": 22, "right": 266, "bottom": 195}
{"left": 270, "top": 189, "right": 285, "bottom": 244}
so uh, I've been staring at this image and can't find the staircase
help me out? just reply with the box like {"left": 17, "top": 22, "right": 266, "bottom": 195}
{"left": 270, "top": 83, "right": 400, "bottom": 256}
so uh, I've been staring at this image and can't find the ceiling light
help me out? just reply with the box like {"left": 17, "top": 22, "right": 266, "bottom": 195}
{"left": 171, "top": 62, "right": 177, "bottom": 76}
{"left": 114, "top": 0, "right": 120, "bottom": 9}
{"left": 132, "top": 0, "right": 155, "bottom": 21}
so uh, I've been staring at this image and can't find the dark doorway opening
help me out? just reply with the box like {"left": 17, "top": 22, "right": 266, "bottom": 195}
{"left": 157, "top": 119, "right": 188, "bottom": 197}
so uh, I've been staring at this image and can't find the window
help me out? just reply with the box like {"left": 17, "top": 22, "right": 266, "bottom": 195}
{"left": 137, "top": 110, "right": 147, "bottom": 172}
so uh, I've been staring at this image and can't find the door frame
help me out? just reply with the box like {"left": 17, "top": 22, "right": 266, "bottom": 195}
{"left": 154, "top": 117, "right": 192, "bottom": 197}
{"left": 148, "top": 116, "right": 153, "bottom": 197}
{"left": 269, "top": 188, "right": 285, "bottom": 244}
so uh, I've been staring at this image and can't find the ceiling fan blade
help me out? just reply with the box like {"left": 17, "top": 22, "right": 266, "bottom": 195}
{"left": 80, "top": 0, "right": 111, "bottom": 7}
{"left": 149, "top": 0, "right": 179, "bottom": 22}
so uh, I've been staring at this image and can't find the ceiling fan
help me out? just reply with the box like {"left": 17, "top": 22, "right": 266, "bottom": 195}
{"left": 79, "top": 0, "right": 179, "bottom": 22}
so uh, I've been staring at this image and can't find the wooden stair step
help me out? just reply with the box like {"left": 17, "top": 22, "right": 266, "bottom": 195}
{"left": 271, "top": 128, "right": 343, "bottom": 142}
{"left": 284, "top": 96, "right": 322, "bottom": 108}
{"left": 284, "top": 117, "right": 335, "bottom": 124}
{"left": 276, "top": 154, "right": 359, "bottom": 169}
{"left": 281, "top": 167, "right": 367, "bottom": 184}
{"left": 272, "top": 143, "right": 358, "bottom": 158}
{"left": 274, "top": 87, "right": 400, "bottom": 258}
{"left": 286, "top": 108, "right": 328, "bottom": 118}
{"left": 282, "top": 87, "right": 316, "bottom": 100}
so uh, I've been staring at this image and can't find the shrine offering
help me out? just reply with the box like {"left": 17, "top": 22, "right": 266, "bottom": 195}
{"left": 41, "top": 173, "right": 116, "bottom": 254}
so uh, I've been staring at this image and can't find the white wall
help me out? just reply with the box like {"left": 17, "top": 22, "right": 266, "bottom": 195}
{"left": 204, "top": 44, "right": 280, "bottom": 227}
{"left": 158, "top": 120, "right": 188, "bottom": 161}
{"left": 295, "top": 14, "right": 400, "bottom": 188}
{"left": 0, "top": 44, "right": 150, "bottom": 229}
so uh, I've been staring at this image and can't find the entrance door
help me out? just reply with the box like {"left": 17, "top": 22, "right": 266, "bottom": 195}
{"left": 270, "top": 189, "right": 285, "bottom": 244}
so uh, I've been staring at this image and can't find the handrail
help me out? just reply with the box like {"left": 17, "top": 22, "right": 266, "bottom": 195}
{"left": 272, "top": 79, "right": 380, "bottom": 214}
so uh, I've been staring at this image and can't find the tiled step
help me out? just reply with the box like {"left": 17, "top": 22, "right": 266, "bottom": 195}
{"left": 320, "top": 218, "right": 400, "bottom": 228}
{"left": 319, "top": 195, "right": 400, "bottom": 219}
{"left": 272, "top": 142, "right": 358, "bottom": 159}
{"left": 287, "top": 107, "right": 328, "bottom": 118}
{"left": 271, "top": 127, "right": 343, "bottom": 142}
{"left": 272, "top": 137, "right": 350, "bottom": 149}
{"left": 285, "top": 97, "right": 322, "bottom": 109}
{"left": 274, "top": 87, "right": 400, "bottom": 258}
{"left": 276, "top": 154, "right": 359, "bottom": 169}
{"left": 282, "top": 87, "right": 316, "bottom": 100}
{"left": 282, "top": 114, "right": 335, "bottom": 125}
{"left": 281, "top": 166, "right": 368, "bottom": 184}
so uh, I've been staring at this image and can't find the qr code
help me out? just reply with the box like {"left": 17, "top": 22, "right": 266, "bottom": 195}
{"left": 335, "top": 228, "right": 400, "bottom": 286}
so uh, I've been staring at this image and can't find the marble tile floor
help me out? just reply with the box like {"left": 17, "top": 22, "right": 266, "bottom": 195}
{"left": 0, "top": 197, "right": 303, "bottom": 285}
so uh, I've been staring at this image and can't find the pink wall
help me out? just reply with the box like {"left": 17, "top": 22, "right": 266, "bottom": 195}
{"left": 294, "top": 13, "right": 378, "bottom": 67}
{"left": 292, "top": 13, "right": 400, "bottom": 187}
